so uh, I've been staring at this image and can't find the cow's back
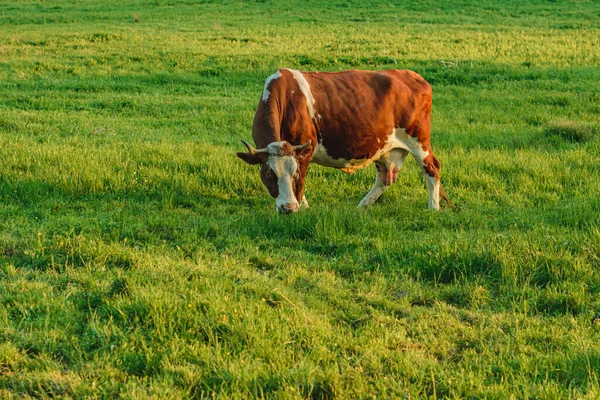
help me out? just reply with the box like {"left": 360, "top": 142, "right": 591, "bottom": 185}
{"left": 255, "top": 68, "right": 432, "bottom": 161}
{"left": 303, "top": 69, "right": 431, "bottom": 160}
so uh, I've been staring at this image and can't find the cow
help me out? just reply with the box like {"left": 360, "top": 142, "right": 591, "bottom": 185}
{"left": 237, "top": 68, "right": 443, "bottom": 214}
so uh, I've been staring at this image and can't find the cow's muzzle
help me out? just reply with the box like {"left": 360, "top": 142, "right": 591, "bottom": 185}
{"left": 277, "top": 202, "right": 299, "bottom": 214}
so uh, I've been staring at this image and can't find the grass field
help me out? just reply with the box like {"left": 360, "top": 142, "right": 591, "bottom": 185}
{"left": 1, "top": 0, "right": 600, "bottom": 398}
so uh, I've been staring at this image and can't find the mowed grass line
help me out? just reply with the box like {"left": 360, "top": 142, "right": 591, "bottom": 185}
{"left": 1, "top": 0, "right": 600, "bottom": 398}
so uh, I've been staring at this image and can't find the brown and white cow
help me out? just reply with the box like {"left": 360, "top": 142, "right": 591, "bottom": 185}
{"left": 237, "top": 68, "right": 441, "bottom": 214}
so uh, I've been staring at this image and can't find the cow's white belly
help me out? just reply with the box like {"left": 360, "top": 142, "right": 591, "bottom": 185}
{"left": 310, "top": 128, "right": 424, "bottom": 173}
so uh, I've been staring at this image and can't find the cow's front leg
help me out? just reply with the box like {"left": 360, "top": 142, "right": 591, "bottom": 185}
{"left": 300, "top": 194, "right": 309, "bottom": 209}
{"left": 358, "top": 162, "right": 388, "bottom": 207}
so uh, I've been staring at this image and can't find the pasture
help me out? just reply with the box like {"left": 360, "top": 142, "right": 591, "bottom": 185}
{"left": 1, "top": 0, "right": 599, "bottom": 398}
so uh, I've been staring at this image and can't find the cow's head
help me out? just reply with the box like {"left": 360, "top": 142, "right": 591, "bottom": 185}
{"left": 237, "top": 140, "right": 312, "bottom": 214}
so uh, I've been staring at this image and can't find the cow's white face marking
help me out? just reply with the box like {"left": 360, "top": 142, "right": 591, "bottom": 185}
{"left": 262, "top": 70, "right": 281, "bottom": 102}
{"left": 286, "top": 69, "right": 316, "bottom": 120}
{"left": 266, "top": 142, "right": 300, "bottom": 213}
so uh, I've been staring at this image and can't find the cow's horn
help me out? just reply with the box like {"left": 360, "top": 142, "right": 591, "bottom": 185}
{"left": 293, "top": 140, "right": 311, "bottom": 152}
{"left": 241, "top": 140, "right": 268, "bottom": 154}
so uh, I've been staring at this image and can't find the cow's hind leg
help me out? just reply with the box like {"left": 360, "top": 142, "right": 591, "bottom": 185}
{"left": 358, "top": 149, "right": 408, "bottom": 208}
{"left": 411, "top": 146, "right": 440, "bottom": 210}
{"left": 424, "top": 158, "right": 440, "bottom": 210}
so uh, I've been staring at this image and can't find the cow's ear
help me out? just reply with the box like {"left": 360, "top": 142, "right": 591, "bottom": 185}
{"left": 237, "top": 152, "right": 265, "bottom": 165}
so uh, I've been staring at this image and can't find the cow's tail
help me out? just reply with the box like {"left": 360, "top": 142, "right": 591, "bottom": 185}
{"left": 439, "top": 184, "right": 456, "bottom": 210}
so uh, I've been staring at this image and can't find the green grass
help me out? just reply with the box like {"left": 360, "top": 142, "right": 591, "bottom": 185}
{"left": 1, "top": 0, "right": 600, "bottom": 398}
{"left": 544, "top": 120, "right": 598, "bottom": 143}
